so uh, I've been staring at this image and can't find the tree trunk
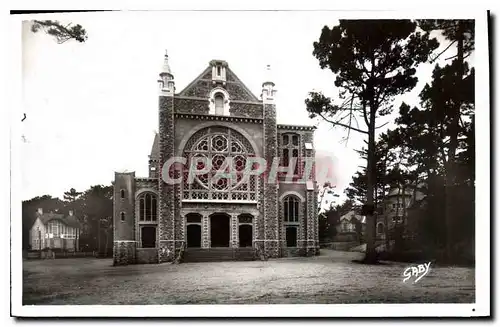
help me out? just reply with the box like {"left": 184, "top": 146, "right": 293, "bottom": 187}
{"left": 445, "top": 21, "right": 465, "bottom": 262}
{"left": 363, "top": 102, "right": 377, "bottom": 263}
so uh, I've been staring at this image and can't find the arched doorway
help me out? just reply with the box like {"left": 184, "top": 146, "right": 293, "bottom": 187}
{"left": 186, "top": 213, "right": 202, "bottom": 248}
{"left": 187, "top": 225, "right": 201, "bottom": 248}
{"left": 239, "top": 225, "right": 252, "bottom": 247}
{"left": 210, "top": 213, "right": 230, "bottom": 247}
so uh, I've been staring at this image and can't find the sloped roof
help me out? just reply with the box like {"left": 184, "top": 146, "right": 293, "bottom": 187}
{"left": 177, "top": 61, "right": 260, "bottom": 102}
{"left": 339, "top": 210, "right": 366, "bottom": 224}
{"left": 387, "top": 188, "right": 413, "bottom": 197}
{"left": 150, "top": 133, "right": 159, "bottom": 159}
{"left": 37, "top": 212, "right": 81, "bottom": 228}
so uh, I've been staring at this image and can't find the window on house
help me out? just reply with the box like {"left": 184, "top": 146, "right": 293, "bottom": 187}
{"left": 120, "top": 189, "right": 125, "bottom": 199}
{"left": 377, "top": 223, "right": 384, "bottom": 234}
{"left": 139, "top": 193, "right": 158, "bottom": 221}
{"left": 120, "top": 212, "right": 125, "bottom": 222}
{"left": 48, "top": 220, "right": 62, "bottom": 237}
{"left": 283, "top": 196, "right": 299, "bottom": 222}
{"left": 214, "top": 93, "right": 224, "bottom": 115}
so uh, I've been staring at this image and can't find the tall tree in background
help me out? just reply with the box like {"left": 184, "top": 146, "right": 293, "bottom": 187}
{"left": 31, "top": 20, "right": 88, "bottom": 43}
{"left": 79, "top": 185, "right": 113, "bottom": 254}
{"left": 63, "top": 188, "right": 82, "bottom": 206}
{"left": 417, "top": 20, "right": 475, "bottom": 261}
{"left": 306, "top": 20, "right": 438, "bottom": 263}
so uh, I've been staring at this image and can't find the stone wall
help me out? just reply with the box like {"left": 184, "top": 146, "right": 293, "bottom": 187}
{"left": 174, "top": 98, "right": 209, "bottom": 115}
{"left": 263, "top": 103, "right": 279, "bottom": 258}
{"left": 113, "top": 172, "right": 136, "bottom": 264}
{"left": 158, "top": 95, "right": 176, "bottom": 263}
{"left": 136, "top": 248, "right": 159, "bottom": 264}
{"left": 113, "top": 241, "right": 136, "bottom": 265}
{"left": 230, "top": 102, "right": 263, "bottom": 118}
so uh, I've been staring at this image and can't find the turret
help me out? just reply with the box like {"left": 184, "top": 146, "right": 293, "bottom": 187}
{"left": 261, "top": 64, "right": 277, "bottom": 104}
{"left": 157, "top": 50, "right": 175, "bottom": 96}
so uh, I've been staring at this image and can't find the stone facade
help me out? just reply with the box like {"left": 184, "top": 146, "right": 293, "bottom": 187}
{"left": 113, "top": 56, "right": 319, "bottom": 265}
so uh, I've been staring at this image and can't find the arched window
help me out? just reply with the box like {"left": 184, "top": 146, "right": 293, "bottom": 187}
{"left": 280, "top": 133, "right": 300, "bottom": 176}
{"left": 120, "top": 212, "right": 125, "bottom": 222}
{"left": 182, "top": 127, "right": 256, "bottom": 201}
{"left": 214, "top": 93, "right": 224, "bottom": 115}
{"left": 120, "top": 189, "right": 125, "bottom": 199}
{"left": 138, "top": 193, "right": 157, "bottom": 221}
{"left": 283, "top": 196, "right": 299, "bottom": 222}
{"left": 377, "top": 223, "right": 384, "bottom": 234}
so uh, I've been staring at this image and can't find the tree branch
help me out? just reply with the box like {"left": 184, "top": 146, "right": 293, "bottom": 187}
{"left": 317, "top": 112, "right": 369, "bottom": 134}
{"left": 375, "top": 121, "right": 390, "bottom": 129}
{"left": 430, "top": 40, "right": 457, "bottom": 63}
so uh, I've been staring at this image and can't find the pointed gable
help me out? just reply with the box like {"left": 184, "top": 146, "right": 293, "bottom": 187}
{"left": 177, "top": 63, "right": 260, "bottom": 102}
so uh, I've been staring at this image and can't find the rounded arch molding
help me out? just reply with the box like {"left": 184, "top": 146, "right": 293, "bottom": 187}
{"left": 135, "top": 188, "right": 159, "bottom": 200}
{"left": 176, "top": 121, "right": 261, "bottom": 157}
{"left": 279, "top": 191, "right": 305, "bottom": 203}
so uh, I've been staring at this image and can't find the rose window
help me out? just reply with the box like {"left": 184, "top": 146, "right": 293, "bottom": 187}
{"left": 182, "top": 127, "right": 257, "bottom": 201}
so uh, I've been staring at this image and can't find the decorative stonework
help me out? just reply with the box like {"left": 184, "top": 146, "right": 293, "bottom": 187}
{"left": 174, "top": 98, "right": 209, "bottom": 115}
{"left": 136, "top": 178, "right": 159, "bottom": 191}
{"left": 158, "top": 95, "right": 176, "bottom": 263}
{"left": 226, "top": 69, "right": 237, "bottom": 82}
{"left": 226, "top": 82, "right": 257, "bottom": 102}
{"left": 113, "top": 241, "right": 137, "bottom": 265}
{"left": 230, "top": 102, "right": 263, "bottom": 118}
{"left": 263, "top": 103, "right": 279, "bottom": 258}
{"left": 181, "top": 80, "right": 212, "bottom": 98}
{"left": 175, "top": 112, "right": 262, "bottom": 124}
{"left": 202, "top": 214, "right": 209, "bottom": 248}
{"left": 182, "top": 126, "right": 257, "bottom": 202}
{"left": 306, "top": 190, "right": 315, "bottom": 256}
{"left": 277, "top": 124, "right": 316, "bottom": 131}
{"left": 231, "top": 214, "right": 238, "bottom": 248}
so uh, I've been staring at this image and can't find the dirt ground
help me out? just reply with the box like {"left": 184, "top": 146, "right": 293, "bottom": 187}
{"left": 22, "top": 250, "right": 475, "bottom": 305}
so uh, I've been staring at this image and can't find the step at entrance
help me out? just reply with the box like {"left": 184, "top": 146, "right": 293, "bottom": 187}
{"left": 183, "top": 247, "right": 255, "bottom": 263}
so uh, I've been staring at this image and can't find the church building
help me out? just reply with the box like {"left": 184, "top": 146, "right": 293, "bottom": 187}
{"left": 113, "top": 51, "right": 319, "bottom": 265}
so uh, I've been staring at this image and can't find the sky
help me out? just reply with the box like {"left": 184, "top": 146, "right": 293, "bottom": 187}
{"left": 20, "top": 11, "right": 468, "bottom": 206}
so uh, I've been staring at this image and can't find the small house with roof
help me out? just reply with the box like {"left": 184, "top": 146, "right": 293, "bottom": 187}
{"left": 29, "top": 208, "right": 81, "bottom": 251}
{"left": 335, "top": 210, "right": 366, "bottom": 242}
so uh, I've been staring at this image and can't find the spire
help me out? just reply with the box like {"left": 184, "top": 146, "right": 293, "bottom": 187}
{"left": 261, "top": 64, "right": 276, "bottom": 103}
{"left": 262, "top": 64, "right": 275, "bottom": 87}
{"left": 158, "top": 49, "right": 175, "bottom": 96}
{"left": 160, "top": 49, "right": 173, "bottom": 77}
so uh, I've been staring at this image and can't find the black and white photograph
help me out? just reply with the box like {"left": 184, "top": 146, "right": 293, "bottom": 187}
{"left": 7, "top": 3, "right": 491, "bottom": 318}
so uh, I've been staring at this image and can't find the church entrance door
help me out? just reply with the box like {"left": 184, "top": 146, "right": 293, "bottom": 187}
{"left": 187, "top": 224, "right": 201, "bottom": 248}
{"left": 210, "top": 213, "right": 230, "bottom": 247}
{"left": 239, "top": 225, "right": 252, "bottom": 247}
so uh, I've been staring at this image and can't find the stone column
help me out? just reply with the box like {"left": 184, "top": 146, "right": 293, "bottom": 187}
{"left": 202, "top": 214, "right": 210, "bottom": 249}
{"left": 158, "top": 95, "right": 175, "bottom": 263}
{"left": 263, "top": 102, "right": 279, "bottom": 259}
{"left": 231, "top": 214, "right": 239, "bottom": 248}
{"left": 306, "top": 189, "right": 315, "bottom": 256}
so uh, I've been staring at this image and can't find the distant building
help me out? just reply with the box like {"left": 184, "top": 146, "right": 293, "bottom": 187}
{"left": 334, "top": 210, "right": 366, "bottom": 242}
{"left": 29, "top": 208, "right": 81, "bottom": 251}
{"left": 376, "top": 186, "right": 426, "bottom": 240}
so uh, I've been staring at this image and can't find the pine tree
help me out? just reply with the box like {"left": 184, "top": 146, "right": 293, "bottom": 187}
{"left": 306, "top": 20, "right": 438, "bottom": 263}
